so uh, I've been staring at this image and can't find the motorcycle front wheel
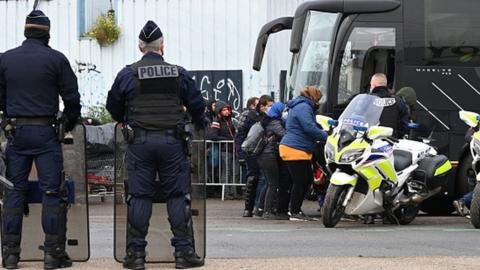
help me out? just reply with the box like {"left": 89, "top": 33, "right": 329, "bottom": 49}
{"left": 470, "top": 183, "right": 480, "bottom": 229}
{"left": 323, "top": 184, "right": 348, "bottom": 228}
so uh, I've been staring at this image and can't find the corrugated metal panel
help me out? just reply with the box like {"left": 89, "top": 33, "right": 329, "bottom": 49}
{"left": 0, "top": 0, "right": 304, "bottom": 109}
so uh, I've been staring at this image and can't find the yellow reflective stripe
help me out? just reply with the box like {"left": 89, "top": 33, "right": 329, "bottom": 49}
{"left": 459, "top": 111, "right": 479, "bottom": 127}
{"left": 316, "top": 115, "right": 331, "bottom": 131}
{"left": 434, "top": 161, "right": 452, "bottom": 176}
{"left": 474, "top": 132, "right": 480, "bottom": 142}
{"left": 377, "top": 160, "right": 397, "bottom": 182}
{"left": 359, "top": 166, "right": 382, "bottom": 190}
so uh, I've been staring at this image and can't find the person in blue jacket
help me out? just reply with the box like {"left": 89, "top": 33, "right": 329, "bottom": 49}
{"left": 106, "top": 21, "right": 206, "bottom": 269}
{"left": 0, "top": 10, "right": 81, "bottom": 269}
{"left": 280, "top": 86, "right": 327, "bottom": 221}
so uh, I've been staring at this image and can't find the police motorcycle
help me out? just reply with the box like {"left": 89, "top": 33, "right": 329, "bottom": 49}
{"left": 458, "top": 111, "right": 480, "bottom": 228}
{"left": 317, "top": 94, "right": 452, "bottom": 228}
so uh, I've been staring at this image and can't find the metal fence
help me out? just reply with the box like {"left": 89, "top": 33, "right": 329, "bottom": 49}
{"left": 87, "top": 139, "right": 242, "bottom": 201}
{"left": 191, "top": 140, "right": 243, "bottom": 200}
{"left": 87, "top": 157, "right": 115, "bottom": 202}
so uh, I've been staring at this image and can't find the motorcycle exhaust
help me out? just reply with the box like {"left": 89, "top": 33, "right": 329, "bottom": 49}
{"left": 395, "top": 186, "right": 442, "bottom": 206}
{"left": 410, "top": 186, "right": 442, "bottom": 203}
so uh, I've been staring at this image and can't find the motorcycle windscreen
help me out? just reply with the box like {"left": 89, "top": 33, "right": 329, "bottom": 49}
{"left": 114, "top": 124, "right": 206, "bottom": 262}
{"left": 0, "top": 125, "right": 90, "bottom": 261}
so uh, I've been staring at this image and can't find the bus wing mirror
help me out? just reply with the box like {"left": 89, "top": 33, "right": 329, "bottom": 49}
{"left": 253, "top": 17, "right": 293, "bottom": 71}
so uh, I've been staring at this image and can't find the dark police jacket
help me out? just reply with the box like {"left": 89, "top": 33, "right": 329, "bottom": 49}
{"left": 106, "top": 52, "right": 206, "bottom": 129}
{"left": 0, "top": 39, "right": 81, "bottom": 120}
{"left": 371, "top": 86, "right": 409, "bottom": 138}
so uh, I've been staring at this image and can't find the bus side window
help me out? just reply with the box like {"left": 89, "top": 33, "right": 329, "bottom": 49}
{"left": 337, "top": 27, "right": 396, "bottom": 105}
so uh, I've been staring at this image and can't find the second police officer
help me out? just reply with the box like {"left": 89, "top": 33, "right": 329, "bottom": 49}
{"left": 0, "top": 10, "right": 81, "bottom": 269}
{"left": 106, "top": 21, "right": 207, "bottom": 269}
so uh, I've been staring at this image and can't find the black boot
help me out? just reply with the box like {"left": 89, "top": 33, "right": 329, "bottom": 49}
{"left": 243, "top": 176, "right": 258, "bottom": 214}
{"left": 175, "top": 249, "right": 204, "bottom": 269}
{"left": 123, "top": 250, "right": 146, "bottom": 270}
{"left": 2, "top": 247, "right": 20, "bottom": 270}
{"left": 242, "top": 210, "right": 252, "bottom": 217}
{"left": 2, "top": 235, "right": 21, "bottom": 269}
{"left": 43, "top": 247, "right": 72, "bottom": 269}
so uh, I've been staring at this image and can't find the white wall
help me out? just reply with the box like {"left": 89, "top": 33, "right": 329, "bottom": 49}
{"left": 0, "top": 0, "right": 304, "bottom": 112}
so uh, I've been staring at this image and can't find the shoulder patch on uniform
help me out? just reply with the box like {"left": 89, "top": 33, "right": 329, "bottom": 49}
{"left": 137, "top": 65, "right": 179, "bottom": 79}
{"left": 373, "top": 97, "right": 397, "bottom": 107}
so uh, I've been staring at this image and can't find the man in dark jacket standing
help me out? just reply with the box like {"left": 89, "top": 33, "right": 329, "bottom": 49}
{"left": 207, "top": 101, "right": 236, "bottom": 188}
{"left": 106, "top": 21, "right": 206, "bottom": 269}
{"left": 369, "top": 73, "right": 409, "bottom": 138}
{"left": 0, "top": 10, "right": 81, "bottom": 269}
{"left": 207, "top": 101, "right": 235, "bottom": 141}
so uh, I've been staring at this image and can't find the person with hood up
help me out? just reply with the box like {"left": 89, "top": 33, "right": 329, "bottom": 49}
{"left": 257, "top": 102, "right": 291, "bottom": 220}
{"left": 280, "top": 86, "right": 328, "bottom": 221}
{"left": 207, "top": 101, "right": 236, "bottom": 188}
{"left": 207, "top": 100, "right": 235, "bottom": 141}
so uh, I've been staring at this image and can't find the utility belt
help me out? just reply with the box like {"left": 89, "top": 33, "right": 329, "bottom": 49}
{"left": 122, "top": 123, "right": 193, "bottom": 155}
{"left": 1, "top": 112, "right": 68, "bottom": 142}
{"left": 9, "top": 117, "right": 56, "bottom": 126}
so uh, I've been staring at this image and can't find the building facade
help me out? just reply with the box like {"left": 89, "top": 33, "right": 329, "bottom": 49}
{"left": 0, "top": 0, "right": 304, "bottom": 112}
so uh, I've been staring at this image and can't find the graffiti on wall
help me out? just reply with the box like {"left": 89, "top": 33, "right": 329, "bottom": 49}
{"left": 74, "top": 61, "right": 106, "bottom": 114}
{"left": 191, "top": 70, "right": 243, "bottom": 117}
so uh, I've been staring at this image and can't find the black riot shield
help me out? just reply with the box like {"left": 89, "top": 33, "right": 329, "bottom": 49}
{"left": 114, "top": 124, "right": 206, "bottom": 262}
{"left": 0, "top": 124, "right": 90, "bottom": 261}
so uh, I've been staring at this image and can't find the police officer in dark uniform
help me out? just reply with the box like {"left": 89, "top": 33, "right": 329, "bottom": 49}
{"left": 0, "top": 10, "right": 81, "bottom": 269}
{"left": 369, "top": 73, "right": 409, "bottom": 138}
{"left": 106, "top": 21, "right": 206, "bottom": 269}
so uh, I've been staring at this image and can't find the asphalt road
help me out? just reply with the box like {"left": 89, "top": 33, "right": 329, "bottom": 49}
{"left": 88, "top": 198, "right": 479, "bottom": 258}
{"left": 11, "top": 198, "right": 480, "bottom": 269}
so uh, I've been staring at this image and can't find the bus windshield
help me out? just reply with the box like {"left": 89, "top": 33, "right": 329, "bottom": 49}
{"left": 286, "top": 11, "right": 338, "bottom": 106}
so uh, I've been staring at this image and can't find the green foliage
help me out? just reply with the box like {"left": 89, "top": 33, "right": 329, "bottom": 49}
{"left": 86, "top": 10, "right": 121, "bottom": 47}
{"left": 86, "top": 105, "right": 113, "bottom": 124}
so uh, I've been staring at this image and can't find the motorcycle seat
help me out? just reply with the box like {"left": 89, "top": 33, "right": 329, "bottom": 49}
{"left": 393, "top": 150, "right": 412, "bottom": 171}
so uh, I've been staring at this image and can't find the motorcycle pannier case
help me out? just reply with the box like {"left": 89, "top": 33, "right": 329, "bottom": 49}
{"left": 413, "top": 155, "right": 451, "bottom": 189}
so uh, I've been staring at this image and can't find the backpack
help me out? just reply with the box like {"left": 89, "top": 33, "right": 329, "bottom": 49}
{"left": 241, "top": 122, "right": 268, "bottom": 156}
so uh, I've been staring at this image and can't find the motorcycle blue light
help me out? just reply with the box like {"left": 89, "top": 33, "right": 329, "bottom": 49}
{"left": 353, "top": 125, "right": 368, "bottom": 132}
{"left": 328, "top": 119, "right": 339, "bottom": 127}
{"left": 407, "top": 122, "right": 420, "bottom": 129}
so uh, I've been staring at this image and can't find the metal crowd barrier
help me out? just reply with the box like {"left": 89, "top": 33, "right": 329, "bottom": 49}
{"left": 191, "top": 140, "right": 243, "bottom": 200}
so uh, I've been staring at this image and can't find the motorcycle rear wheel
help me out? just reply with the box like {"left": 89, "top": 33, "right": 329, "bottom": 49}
{"left": 323, "top": 184, "right": 348, "bottom": 228}
{"left": 470, "top": 184, "right": 480, "bottom": 229}
{"left": 393, "top": 204, "right": 420, "bottom": 225}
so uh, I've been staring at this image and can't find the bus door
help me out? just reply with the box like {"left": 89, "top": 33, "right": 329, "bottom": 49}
{"left": 330, "top": 21, "right": 401, "bottom": 118}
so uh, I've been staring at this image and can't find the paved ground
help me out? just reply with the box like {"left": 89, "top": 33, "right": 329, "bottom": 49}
{"left": 15, "top": 257, "right": 480, "bottom": 270}
{"left": 16, "top": 198, "right": 480, "bottom": 269}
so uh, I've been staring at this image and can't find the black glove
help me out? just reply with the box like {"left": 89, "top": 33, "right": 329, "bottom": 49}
{"left": 65, "top": 117, "right": 79, "bottom": 132}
